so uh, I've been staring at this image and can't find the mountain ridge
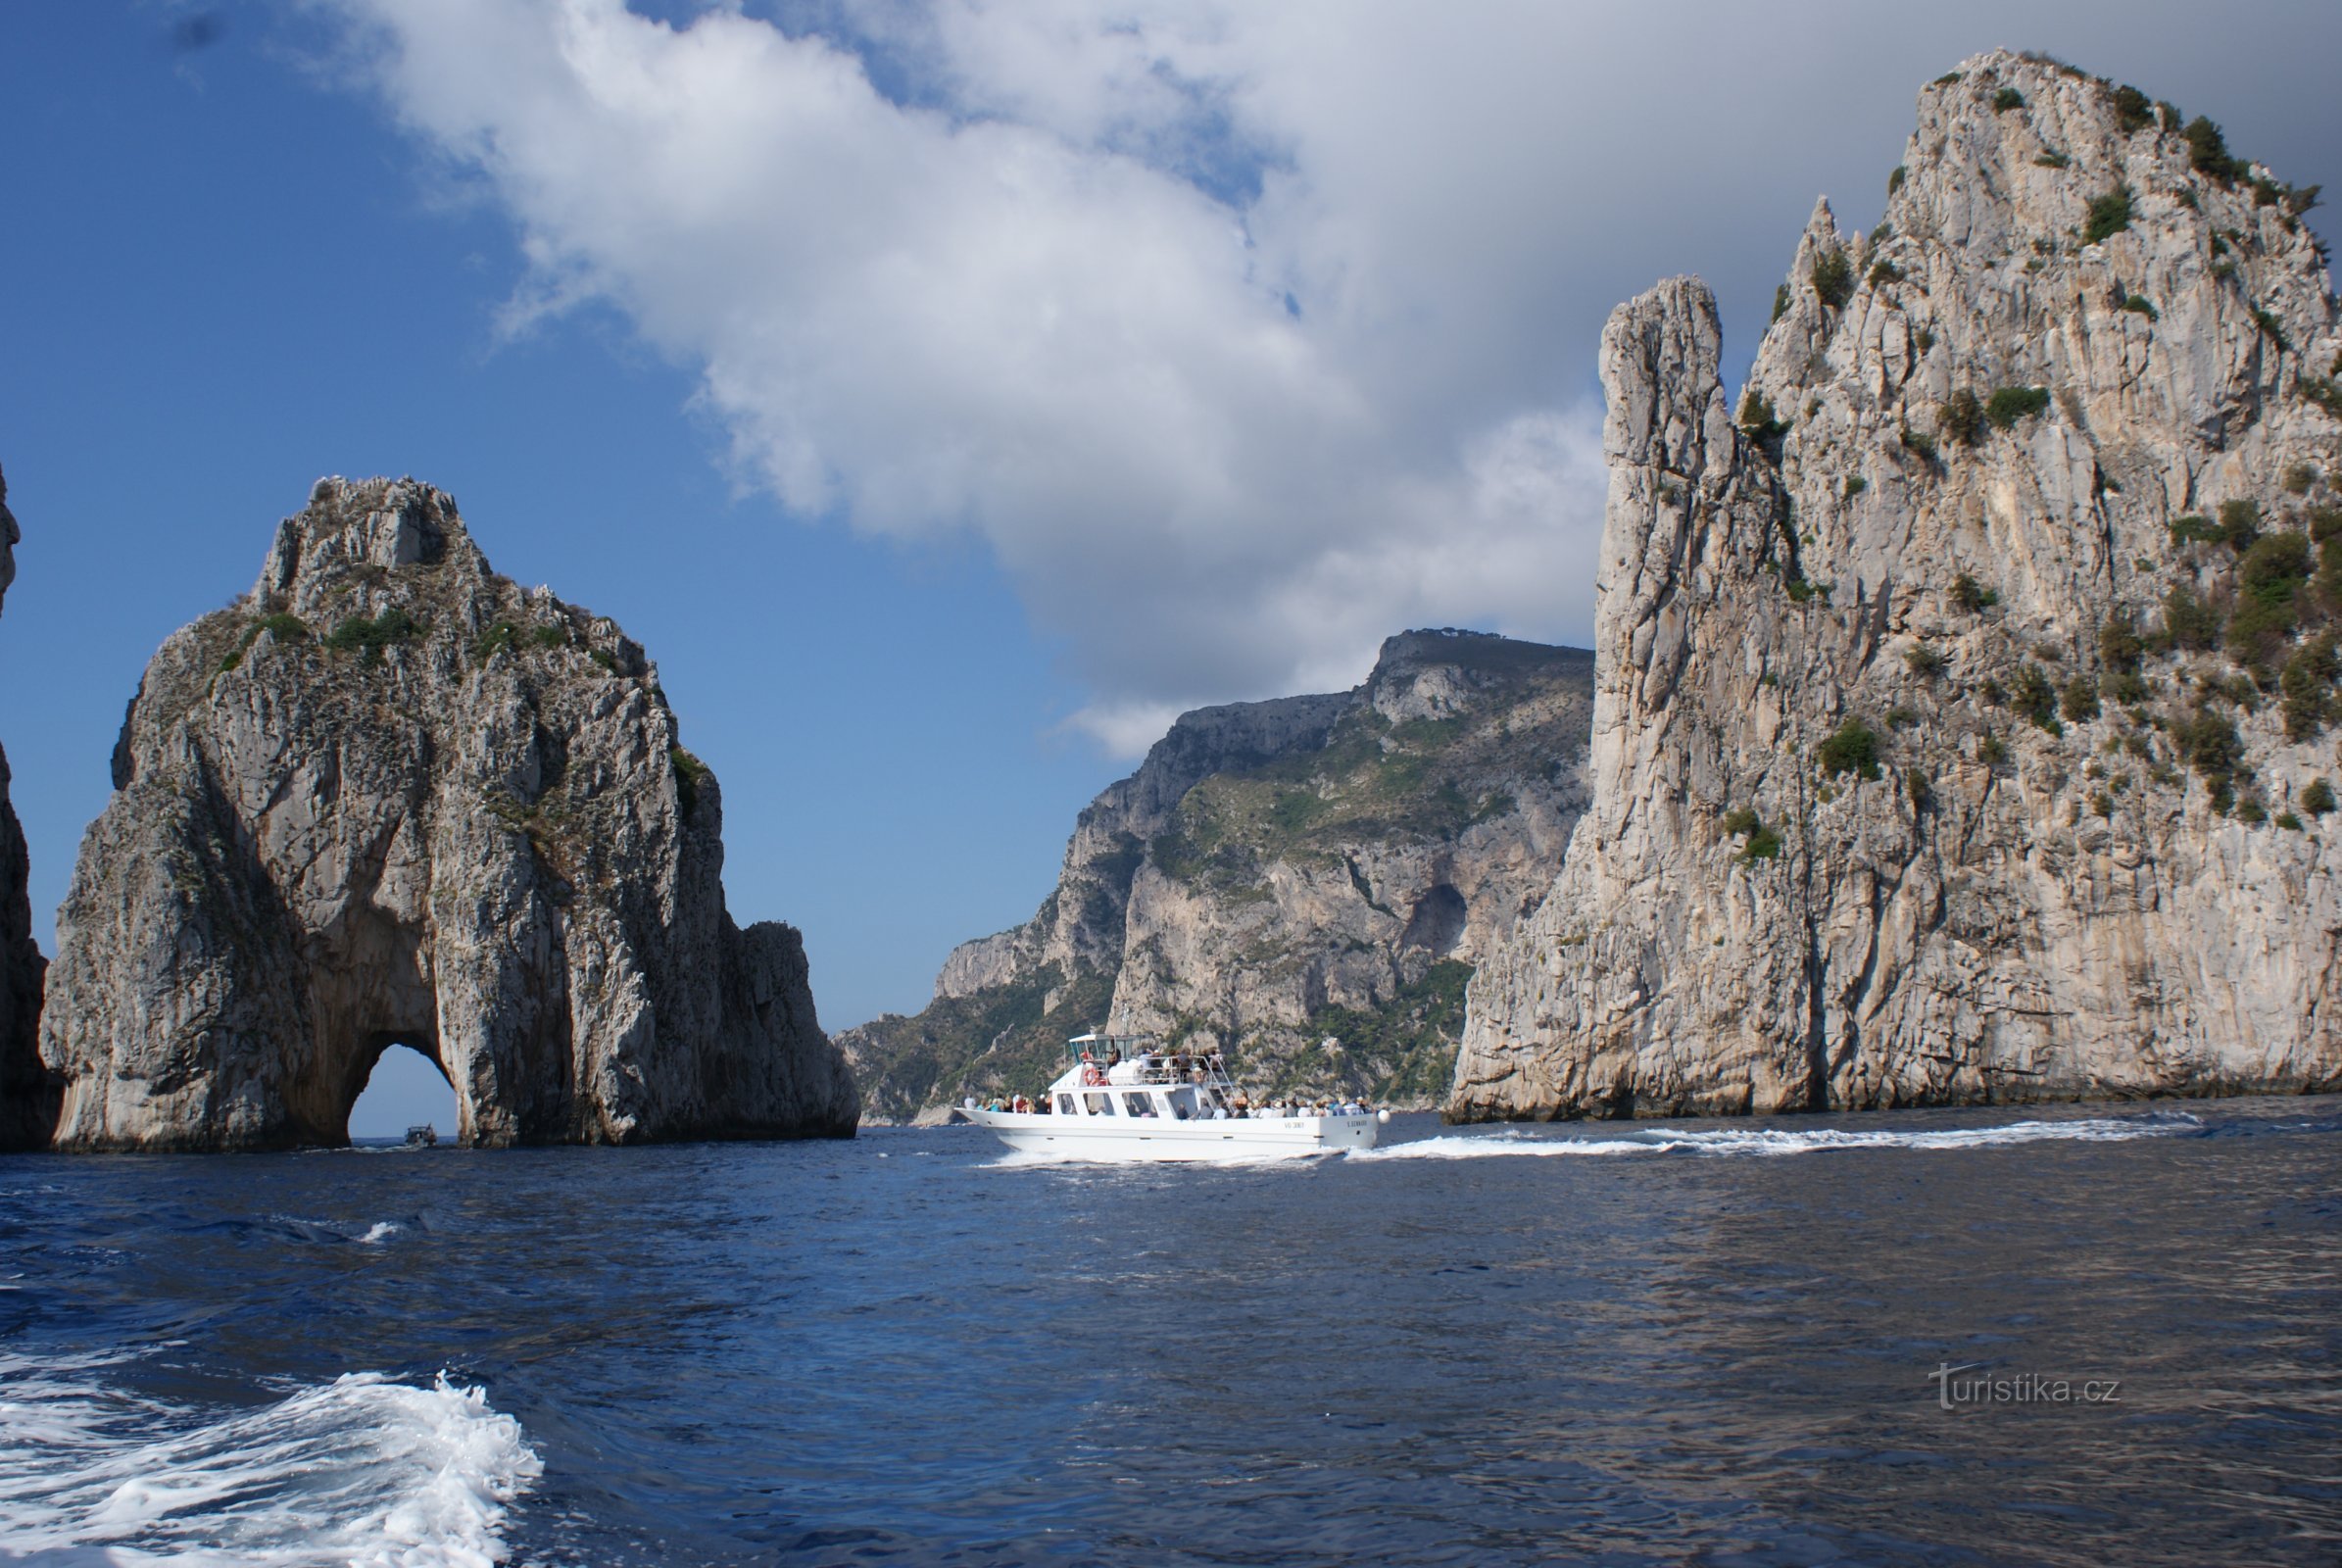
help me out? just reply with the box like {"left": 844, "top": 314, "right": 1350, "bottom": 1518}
{"left": 840, "top": 628, "right": 1595, "bottom": 1120}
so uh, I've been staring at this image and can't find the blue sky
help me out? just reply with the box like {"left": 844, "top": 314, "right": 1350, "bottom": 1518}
{"left": 1, "top": 2, "right": 2336, "bottom": 1135}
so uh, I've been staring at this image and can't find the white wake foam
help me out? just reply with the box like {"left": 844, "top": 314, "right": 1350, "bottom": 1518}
{"left": 0, "top": 1355, "right": 540, "bottom": 1567}
{"left": 1353, "top": 1112, "right": 2201, "bottom": 1161}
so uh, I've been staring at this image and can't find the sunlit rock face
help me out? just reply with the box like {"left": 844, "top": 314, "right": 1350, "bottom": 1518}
{"left": 42, "top": 477, "right": 857, "bottom": 1150}
{"left": 0, "top": 468, "right": 55, "bottom": 1151}
{"left": 1453, "top": 51, "right": 2342, "bottom": 1121}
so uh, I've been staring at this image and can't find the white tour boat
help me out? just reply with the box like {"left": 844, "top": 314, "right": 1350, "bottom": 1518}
{"left": 954, "top": 1031, "right": 1388, "bottom": 1162}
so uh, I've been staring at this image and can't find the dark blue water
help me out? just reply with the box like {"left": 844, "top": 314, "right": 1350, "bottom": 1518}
{"left": 3, "top": 1097, "right": 2339, "bottom": 1566}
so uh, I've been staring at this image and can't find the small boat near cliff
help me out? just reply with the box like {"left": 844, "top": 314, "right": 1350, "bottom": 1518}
{"left": 955, "top": 1032, "right": 1388, "bottom": 1162}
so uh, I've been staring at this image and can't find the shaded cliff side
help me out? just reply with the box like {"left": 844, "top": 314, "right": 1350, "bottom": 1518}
{"left": 1453, "top": 51, "right": 2342, "bottom": 1120}
{"left": 41, "top": 477, "right": 858, "bottom": 1150}
{"left": 841, "top": 631, "right": 1593, "bottom": 1119}
{"left": 0, "top": 468, "right": 56, "bottom": 1150}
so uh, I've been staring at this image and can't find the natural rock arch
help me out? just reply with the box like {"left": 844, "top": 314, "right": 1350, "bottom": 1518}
{"left": 342, "top": 1036, "right": 456, "bottom": 1142}
{"left": 41, "top": 478, "right": 858, "bottom": 1151}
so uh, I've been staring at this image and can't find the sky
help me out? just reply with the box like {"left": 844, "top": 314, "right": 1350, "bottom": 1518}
{"left": 1, "top": 2, "right": 2337, "bottom": 1135}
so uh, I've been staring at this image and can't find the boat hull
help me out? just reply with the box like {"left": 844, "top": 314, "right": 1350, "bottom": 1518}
{"left": 961, "top": 1108, "right": 1379, "bottom": 1162}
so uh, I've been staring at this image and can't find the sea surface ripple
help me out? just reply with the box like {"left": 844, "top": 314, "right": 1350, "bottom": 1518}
{"left": 2, "top": 1095, "right": 2339, "bottom": 1566}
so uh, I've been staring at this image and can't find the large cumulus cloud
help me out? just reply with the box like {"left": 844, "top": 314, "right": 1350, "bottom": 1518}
{"left": 314, "top": 0, "right": 2341, "bottom": 751}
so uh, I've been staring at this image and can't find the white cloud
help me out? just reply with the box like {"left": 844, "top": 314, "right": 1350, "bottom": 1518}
{"left": 312, "top": 0, "right": 1613, "bottom": 752}
{"left": 313, "top": 0, "right": 2342, "bottom": 754}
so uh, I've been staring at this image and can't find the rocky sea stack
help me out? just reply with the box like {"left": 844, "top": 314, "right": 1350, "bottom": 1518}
{"left": 41, "top": 477, "right": 857, "bottom": 1150}
{"left": 843, "top": 631, "right": 1592, "bottom": 1119}
{"left": 0, "top": 469, "right": 56, "bottom": 1151}
{"left": 1452, "top": 51, "right": 2342, "bottom": 1120}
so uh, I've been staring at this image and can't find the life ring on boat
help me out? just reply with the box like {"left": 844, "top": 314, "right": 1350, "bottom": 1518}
{"left": 1081, "top": 1064, "right": 1105, "bottom": 1087}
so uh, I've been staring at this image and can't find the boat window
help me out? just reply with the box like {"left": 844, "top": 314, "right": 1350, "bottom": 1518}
{"left": 1122, "top": 1092, "right": 1157, "bottom": 1118}
{"left": 1083, "top": 1093, "right": 1114, "bottom": 1116}
{"left": 1166, "top": 1088, "right": 1195, "bottom": 1120}
{"left": 1056, "top": 1094, "right": 1076, "bottom": 1115}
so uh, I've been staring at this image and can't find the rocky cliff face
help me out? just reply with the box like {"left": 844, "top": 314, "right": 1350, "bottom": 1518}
{"left": 841, "top": 631, "right": 1592, "bottom": 1119}
{"left": 1452, "top": 51, "right": 2342, "bottom": 1120}
{"left": 41, "top": 477, "right": 857, "bottom": 1150}
{"left": 0, "top": 468, "right": 56, "bottom": 1150}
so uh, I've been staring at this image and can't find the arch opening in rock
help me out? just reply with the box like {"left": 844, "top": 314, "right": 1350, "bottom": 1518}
{"left": 345, "top": 1037, "right": 458, "bottom": 1145}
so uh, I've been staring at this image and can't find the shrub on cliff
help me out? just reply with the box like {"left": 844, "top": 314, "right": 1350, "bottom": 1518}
{"left": 474, "top": 621, "right": 518, "bottom": 661}
{"left": 2015, "top": 664, "right": 2061, "bottom": 732}
{"left": 2082, "top": 184, "right": 2134, "bottom": 246}
{"left": 2281, "top": 635, "right": 2339, "bottom": 740}
{"left": 1811, "top": 248, "right": 1854, "bottom": 310}
{"left": 2184, "top": 116, "right": 2247, "bottom": 184}
{"left": 1985, "top": 386, "right": 2052, "bottom": 429}
{"left": 1939, "top": 390, "right": 1984, "bottom": 447}
{"left": 669, "top": 746, "right": 712, "bottom": 820}
{"left": 2304, "top": 778, "right": 2338, "bottom": 817}
{"left": 1722, "top": 807, "right": 1781, "bottom": 861}
{"left": 2228, "top": 531, "right": 2312, "bottom": 669}
{"left": 2061, "top": 675, "right": 2102, "bottom": 723}
{"left": 1950, "top": 572, "right": 1998, "bottom": 612}
{"left": 2113, "top": 84, "right": 2155, "bottom": 135}
{"left": 2159, "top": 583, "right": 2222, "bottom": 652}
{"left": 1817, "top": 720, "right": 1882, "bottom": 780}
{"left": 219, "top": 612, "right": 313, "bottom": 674}
{"left": 324, "top": 608, "right": 423, "bottom": 665}
{"left": 2100, "top": 613, "right": 2144, "bottom": 672}
{"left": 2176, "top": 708, "right": 2243, "bottom": 805}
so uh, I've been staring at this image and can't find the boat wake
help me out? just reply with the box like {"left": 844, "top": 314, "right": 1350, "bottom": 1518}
{"left": 0, "top": 1353, "right": 539, "bottom": 1567}
{"left": 1350, "top": 1111, "right": 2204, "bottom": 1161}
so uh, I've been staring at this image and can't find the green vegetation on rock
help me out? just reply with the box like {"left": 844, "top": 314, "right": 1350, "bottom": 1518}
{"left": 323, "top": 608, "right": 423, "bottom": 664}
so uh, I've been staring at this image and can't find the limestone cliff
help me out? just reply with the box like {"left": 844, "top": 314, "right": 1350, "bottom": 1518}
{"left": 841, "top": 631, "right": 1592, "bottom": 1119}
{"left": 1452, "top": 51, "right": 2342, "bottom": 1120}
{"left": 41, "top": 477, "right": 857, "bottom": 1150}
{"left": 0, "top": 467, "right": 56, "bottom": 1150}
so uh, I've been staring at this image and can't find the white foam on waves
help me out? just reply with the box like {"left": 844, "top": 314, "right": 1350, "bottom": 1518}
{"left": 0, "top": 1353, "right": 540, "bottom": 1566}
{"left": 1353, "top": 1112, "right": 2202, "bottom": 1161}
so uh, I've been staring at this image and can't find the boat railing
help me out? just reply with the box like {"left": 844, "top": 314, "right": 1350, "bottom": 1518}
{"left": 1073, "top": 1057, "right": 1239, "bottom": 1093}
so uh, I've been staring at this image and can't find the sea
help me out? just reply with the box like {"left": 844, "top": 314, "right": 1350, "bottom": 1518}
{"left": 2, "top": 1095, "right": 2338, "bottom": 1567}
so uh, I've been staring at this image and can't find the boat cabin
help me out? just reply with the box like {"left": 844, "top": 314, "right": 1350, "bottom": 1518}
{"left": 1044, "top": 1032, "right": 1239, "bottom": 1121}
